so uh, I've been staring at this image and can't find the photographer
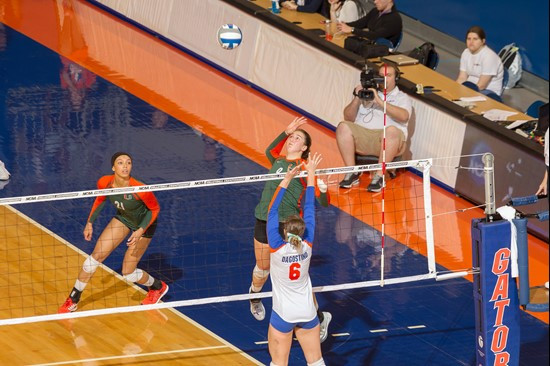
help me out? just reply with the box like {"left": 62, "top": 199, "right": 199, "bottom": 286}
{"left": 336, "top": 63, "right": 411, "bottom": 192}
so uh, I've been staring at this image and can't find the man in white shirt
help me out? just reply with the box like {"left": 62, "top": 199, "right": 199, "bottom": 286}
{"left": 337, "top": 64, "right": 412, "bottom": 192}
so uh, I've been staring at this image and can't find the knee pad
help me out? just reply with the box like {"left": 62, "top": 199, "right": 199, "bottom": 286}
{"left": 307, "top": 358, "right": 326, "bottom": 366}
{"left": 82, "top": 256, "right": 100, "bottom": 274}
{"left": 123, "top": 268, "right": 144, "bottom": 283}
{"left": 253, "top": 265, "right": 270, "bottom": 280}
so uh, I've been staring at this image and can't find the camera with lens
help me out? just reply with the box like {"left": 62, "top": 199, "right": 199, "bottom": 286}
{"left": 356, "top": 68, "right": 385, "bottom": 101}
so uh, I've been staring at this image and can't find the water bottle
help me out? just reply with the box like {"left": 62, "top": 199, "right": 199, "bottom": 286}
{"left": 271, "top": 0, "right": 280, "bottom": 14}
{"left": 324, "top": 20, "right": 333, "bottom": 41}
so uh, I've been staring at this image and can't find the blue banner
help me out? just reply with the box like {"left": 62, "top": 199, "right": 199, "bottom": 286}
{"left": 472, "top": 219, "right": 520, "bottom": 366}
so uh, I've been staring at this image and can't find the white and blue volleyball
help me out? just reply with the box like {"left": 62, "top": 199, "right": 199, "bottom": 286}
{"left": 217, "top": 24, "right": 242, "bottom": 50}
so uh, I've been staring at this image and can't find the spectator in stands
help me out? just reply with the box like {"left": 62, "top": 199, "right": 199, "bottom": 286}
{"left": 336, "top": 0, "right": 402, "bottom": 47}
{"left": 328, "top": 0, "right": 367, "bottom": 23}
{"left": 336, "top": 64, "right": 411, "bottom": 192}
{"left": 280, "top": 0, "right": 328, "bottom": 16}
{"left": 456, "top": 26, "right": 504, "bottom": 97}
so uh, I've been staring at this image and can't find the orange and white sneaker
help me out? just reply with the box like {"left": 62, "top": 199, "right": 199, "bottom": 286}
{"left": 58, "top": 297, "right": 78, "bottom": 313}
{"left": 141, "top": 281, "right": 169, "bottom": 305}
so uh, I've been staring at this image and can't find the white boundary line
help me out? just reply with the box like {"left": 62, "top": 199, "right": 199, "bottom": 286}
{"left": 369, "top": 329, "right": 388, "bottom": 333}
{"left": 331, "top": 332, "right": 350, "bottom": 337}
{"left": 407, "top": 325, "right": 426, "bottom": 329}
{"left": 3, "top": 206, "right": 262, "bottom": 365}
{"left": 28, "top": 344, "right": 230, "bottom": 366}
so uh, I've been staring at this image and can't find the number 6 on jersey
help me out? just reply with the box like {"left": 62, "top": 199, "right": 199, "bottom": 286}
{"left": 289, "top": 263, "right": 301, "bottom": 280}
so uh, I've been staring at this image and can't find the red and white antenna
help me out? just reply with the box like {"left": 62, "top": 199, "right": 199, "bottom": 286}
{"left": 380, "top": 64, "right": 388, "bottom": 287}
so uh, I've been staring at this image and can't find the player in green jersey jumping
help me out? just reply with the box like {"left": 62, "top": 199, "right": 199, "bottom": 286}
{"left": 249, "top": 117, "right": 333, "bottom": 342}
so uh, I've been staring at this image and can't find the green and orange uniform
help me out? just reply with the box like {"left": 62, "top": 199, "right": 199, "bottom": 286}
{"left": 87, "top": 175, "right": 160, "bottom": 237}
{"left": 254, "top": 132, "right": 329, "bottom": 239}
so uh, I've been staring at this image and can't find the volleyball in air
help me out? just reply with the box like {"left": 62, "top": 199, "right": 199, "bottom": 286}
{"left": 217, "top": 24, "right": 242, "bottom": 50}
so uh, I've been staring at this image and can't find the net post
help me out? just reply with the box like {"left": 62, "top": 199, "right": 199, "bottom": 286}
{"left": 482, "top": 153, "right": 496, "bottom": 220}
{"left": 472, "top": 153, "right": 521, "bottom": 365}
{"left": 471, "top": 219, "right": 520, "bottom": 365}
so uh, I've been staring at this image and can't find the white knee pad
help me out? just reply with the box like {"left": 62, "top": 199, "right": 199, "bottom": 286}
{"left": 270, "top": 363, "right": 279, "bottom": 366}
{"left": 82, "top": 256, "right": 100, "bottom": 274}
{"left": 307, "top": 358, "right": 326, "bottom": 366}
{"left": 253, "top": 265, "right": 270, "bottom": 280}
{"left": 123, "top": 268, "right": 144, "bottom": 283}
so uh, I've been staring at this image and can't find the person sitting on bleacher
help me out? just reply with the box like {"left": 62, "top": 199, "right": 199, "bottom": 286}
{"left": 336, "top": 0, "right": 402, "bottom": 48}
{"left": 328, "top": 0, "right": 368, "bottom": 23}
{"left": 456, "top": 26, "right": 504, "bottom": 98}
{"left": 336, "top": 64, "right": 411, "bottom": 192}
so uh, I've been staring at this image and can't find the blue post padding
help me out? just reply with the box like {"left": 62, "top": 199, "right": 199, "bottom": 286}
{"left": 472, "top": 219, "right": 520, "bottom": 366}
{"left": 514, "top": 218, "right": 530, "bottom": 307}
{"left": 509, "top": 195, "right": 538, "bottom": 206}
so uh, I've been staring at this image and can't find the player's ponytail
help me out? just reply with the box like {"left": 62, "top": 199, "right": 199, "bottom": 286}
{"left": 284, "top": 215, "right": 305, "bottom": 253}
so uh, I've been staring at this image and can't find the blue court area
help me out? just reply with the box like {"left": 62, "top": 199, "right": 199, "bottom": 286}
{"left": 0, "top": 25, "right": 548, "bottom": 365}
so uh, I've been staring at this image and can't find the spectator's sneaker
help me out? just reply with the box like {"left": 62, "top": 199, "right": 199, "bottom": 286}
{"left": 58, "top": 297, "right": 78, "bottom": 313}
{"left": 367, "top": 174, "right": 385, "bottom": 192}
{"left": 0, "top": 160, "right": 10, "bottom": 181}
{"left": 339, "top": 173, "right": 361, "bottom": 188}
{"left": 142, "top": 281, "right": 169, "bottom": 305}
{"left": 250, "top": 299, "right": 265, "bottom": 321}
{"left": 545, "top": 282, "right": 549, "bottom": 289}
{"left": 319, "top": 311, "right": 332, "bottom": 343}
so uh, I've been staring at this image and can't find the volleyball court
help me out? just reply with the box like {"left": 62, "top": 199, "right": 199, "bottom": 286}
{"left": 0, "top": 2, "right": 547, "bottom": 364}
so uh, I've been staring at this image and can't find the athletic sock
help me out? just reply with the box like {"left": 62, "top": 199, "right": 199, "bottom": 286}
{"left": 69, "top": 287, "right": 82, "bottom": 303}
{"left": 249, "top": 286, "right": 261, "bottom": 303}
{"left": 150, "top": 278, "right": 162, "bottom": 291}
{"left": 74, "top": 279, "right": 87, "bottom": 292}
{"left": 144, "top": 275, "right": 155, "bottom": 287}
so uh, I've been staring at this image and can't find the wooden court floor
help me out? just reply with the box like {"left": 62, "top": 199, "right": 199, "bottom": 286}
{"left": 0, "top": 205, "right": 259, "bottom": 365}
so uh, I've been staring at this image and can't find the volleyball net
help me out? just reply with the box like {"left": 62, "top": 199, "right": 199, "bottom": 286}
{"left": 0, "top": 159, "right": 446, "bottom": 326}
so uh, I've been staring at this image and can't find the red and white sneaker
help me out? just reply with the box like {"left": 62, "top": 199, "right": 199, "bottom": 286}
{"left": 58, "top": 297, "right": 78, "bottom": 313}
{"left": 141, "top": 281, "right": 169, "bottom": 305}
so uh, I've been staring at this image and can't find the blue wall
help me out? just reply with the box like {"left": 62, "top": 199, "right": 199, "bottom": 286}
{"left": 398, "top": 0, "right": 549, "bottom": 80}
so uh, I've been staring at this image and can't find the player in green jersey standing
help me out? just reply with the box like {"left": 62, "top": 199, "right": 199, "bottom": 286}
{"left": 59, "top": 152, "right": 167, "bottom": 313}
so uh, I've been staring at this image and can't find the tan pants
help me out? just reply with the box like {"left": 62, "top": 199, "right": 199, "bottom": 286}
{"left": 340, "top": 121, "right": 406, "bottom": 157}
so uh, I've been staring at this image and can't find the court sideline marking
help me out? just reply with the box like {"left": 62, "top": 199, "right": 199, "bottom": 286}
{"left": 253, "top": 325, "right": 427, "bottom": 344}
{"left": 28, "top": 345, "right": 230, "bottom": 366}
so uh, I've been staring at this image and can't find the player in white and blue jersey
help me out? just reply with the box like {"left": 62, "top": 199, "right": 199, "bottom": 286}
{"left": 266, "top": 153, "right": 325, "bottom": 366}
